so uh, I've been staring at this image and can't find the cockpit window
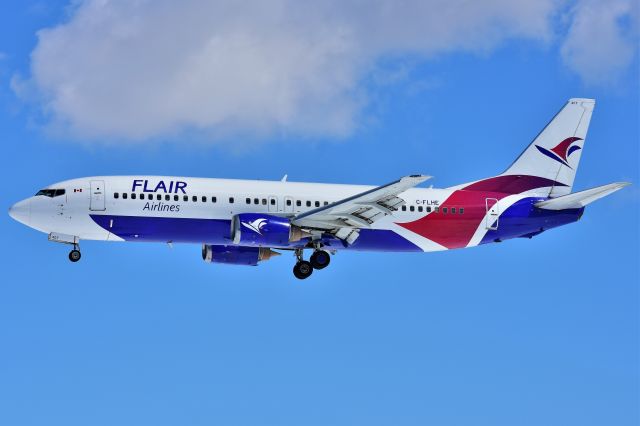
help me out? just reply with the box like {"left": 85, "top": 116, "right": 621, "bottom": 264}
{"left": 35, "top": 189, "right": 65, "bottom": 197}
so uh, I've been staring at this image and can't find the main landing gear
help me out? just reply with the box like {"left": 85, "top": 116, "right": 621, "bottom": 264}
{"left": 293, "top": 248, "right": 331, "bottom": 280}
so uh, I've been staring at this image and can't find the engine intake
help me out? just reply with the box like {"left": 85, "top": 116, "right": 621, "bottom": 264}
{"left": 231, "top": 213, "right": 310, "bottom": 247}
{"left": 202, "top": 245, "right": 280, "bottom": 266}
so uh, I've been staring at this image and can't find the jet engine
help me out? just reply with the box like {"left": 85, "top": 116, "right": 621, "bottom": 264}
{"left": 201, "top": 244, "right": 280, "bottom": 266}
{"left": 231, "top": 213, "right": 310, "bottom": 247}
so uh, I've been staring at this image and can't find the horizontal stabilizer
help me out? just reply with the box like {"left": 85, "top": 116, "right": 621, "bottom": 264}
{"left": 535, "top": 182, "right": 630, "bottom": 210}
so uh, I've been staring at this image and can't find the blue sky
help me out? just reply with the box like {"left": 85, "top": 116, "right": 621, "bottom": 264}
{"left": 1, "top": 1, "right": 638, "bottom": 425}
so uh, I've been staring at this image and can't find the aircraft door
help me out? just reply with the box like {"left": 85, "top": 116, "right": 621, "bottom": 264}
{"left": 90, "top": 180, "right": 106, "bottom": 211}
{"left": 268, "top": 196, "right": 278, "bottom": 213}
{"left": 485, "top": 198, "right": 499, "bottom": 230}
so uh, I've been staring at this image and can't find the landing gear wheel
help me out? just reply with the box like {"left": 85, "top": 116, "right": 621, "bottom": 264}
{"left": 293, "top": 261, "right": 313, "bottom": 280}
{"left": 69, "top": 249, "right": 81, "bottom": 262}
{"left": 310, "top": 250, "right": 331, "bottom": 270}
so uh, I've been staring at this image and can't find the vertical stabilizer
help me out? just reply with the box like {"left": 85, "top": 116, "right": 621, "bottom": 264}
{"left": 502, "top": 98, "right": 595, "bottom": 197}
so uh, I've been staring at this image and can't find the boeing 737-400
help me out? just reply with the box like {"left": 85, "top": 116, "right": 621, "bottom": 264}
{"left": 8, "top": 99, "right": 629, "bottom": 279}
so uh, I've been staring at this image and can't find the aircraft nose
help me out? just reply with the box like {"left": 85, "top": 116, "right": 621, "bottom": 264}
{"left": 8, "top": 198, "right": 31, "bottom": 226}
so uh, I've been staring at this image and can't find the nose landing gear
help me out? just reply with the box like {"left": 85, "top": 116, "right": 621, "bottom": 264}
{"left": 48, "top": 233, "right": 83, "bottom": 263}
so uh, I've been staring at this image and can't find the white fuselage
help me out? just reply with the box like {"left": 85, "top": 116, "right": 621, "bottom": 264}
{"left": 9, "top": 175, "right": 583, "bottom": 256}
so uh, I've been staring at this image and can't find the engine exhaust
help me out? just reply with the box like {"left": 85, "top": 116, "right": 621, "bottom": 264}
{"left": 258, "top": 248, "right": 281, "bottom": 261}
{"left": 289, "top": 225, "right": 312, "bottom": 242}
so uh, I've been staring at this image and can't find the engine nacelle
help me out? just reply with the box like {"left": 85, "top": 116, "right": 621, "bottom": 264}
{"left": 201, "top": 245, "right": 280, "bottom": 266}
{"left": 231, "top": 213, "right": 310, "bottom": 247}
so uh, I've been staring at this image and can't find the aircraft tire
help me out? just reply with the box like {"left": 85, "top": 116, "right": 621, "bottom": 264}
{"left": 293, "top": 261, "right": 313, "bottom": 279}
{"left": 69, "top": 249, "right": 81, "bottom": 262}
{"left": 310, "top": 250, "right": 331, "bottom": 270}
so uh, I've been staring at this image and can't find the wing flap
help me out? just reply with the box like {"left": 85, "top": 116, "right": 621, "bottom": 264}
{"left": 292, "top": 175, "right": 430, "bottom": 231}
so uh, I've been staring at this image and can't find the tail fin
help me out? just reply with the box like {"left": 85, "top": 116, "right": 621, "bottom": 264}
{"left": 503, "top": 98, "right": 595, "bottom": 197}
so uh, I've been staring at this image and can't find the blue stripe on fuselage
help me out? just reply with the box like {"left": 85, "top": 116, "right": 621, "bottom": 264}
{"left": 480, "top": 197, "right": 584, "bottom": 244}
{"left": 89, "top": 215, "right": 422, "bottom": 252}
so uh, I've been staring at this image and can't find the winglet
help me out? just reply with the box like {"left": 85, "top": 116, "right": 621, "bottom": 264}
{"left": 535, "top": 182, "right": 630, "bottom": 210}
{"left": 403, "top": 175, "right": 431, "bottom": 185}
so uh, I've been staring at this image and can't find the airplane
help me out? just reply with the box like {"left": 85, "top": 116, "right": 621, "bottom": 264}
{"left": 8, "top": 98, "right": 629, "bottom": 279}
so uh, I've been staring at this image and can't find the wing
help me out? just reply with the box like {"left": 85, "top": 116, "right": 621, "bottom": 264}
{"left": 292, "top": 175, "right": 431, "bottom": 244}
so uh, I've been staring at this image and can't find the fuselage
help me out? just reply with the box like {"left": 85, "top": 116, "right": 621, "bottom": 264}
{"left": 8, "top": 175, "right": 584, "bottom": 253}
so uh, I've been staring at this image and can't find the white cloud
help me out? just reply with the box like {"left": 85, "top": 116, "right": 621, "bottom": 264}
{"left": 13, "top": 0, "right": 636, "bottom": 143}
{"left": 560, "top": 0, "right": 639, "bottom": 86}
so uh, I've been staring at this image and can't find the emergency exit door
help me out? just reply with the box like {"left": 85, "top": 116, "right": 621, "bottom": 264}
{"left": 485, "top": 198, "right": 499, "bottom": 230}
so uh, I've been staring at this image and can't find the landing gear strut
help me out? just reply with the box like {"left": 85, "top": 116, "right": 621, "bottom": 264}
{"left": 68, "top": 244, "right": 81, "bottom": 262}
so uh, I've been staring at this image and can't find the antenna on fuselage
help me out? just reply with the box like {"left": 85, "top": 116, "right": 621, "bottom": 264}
{"left": 281, "top": 174, "right": 288, "bottom": 182}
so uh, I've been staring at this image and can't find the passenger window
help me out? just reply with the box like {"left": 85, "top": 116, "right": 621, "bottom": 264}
{"left": 324, "top": 201, "right": 329, "bottom": 206}
{"left": 296, "top": 200, "right": 301, "bottom": 207}
{"left": 426, "top": 206, "right": 431, "bottom": 212}
{"left": 123, "top": 193, "right": 128, "bottom": 199}
{"left": 192, "top": 196, "right": 197, "bottom": 202}
{"left": 451, "top": 207, "right": 456, "bottom": 214}
{"left": 435, "top": 207, "right": 439, "bottom": 213}
{"left": 131, "top": 193, "right": 136, "bottom": 200}
{"left": 229, "top": 197, "right": 234, "bottom": 204}
{"left": 402, "top": 205, "right": 406, "bottom": 211}
{"left": 114, "top": 193, "right": 119, "bottom": 199}
{"left": 262, "top": 199, "right": 267, "bottom": 205}
{"left": 270, "top": 199, "right": 276, "bottom": 205}
{"left": 202, "top": 196, "right": 207, "bottom": 202}
{"left": 459, "top": 208, "right": 464, "bottom": 214}
{"left": 306, "top": 201, "right": 311, "bottom": 207}
{"left": 157, "top": 194, "right": 162, "bottom": 200}
{"left": 315, "top": 201, "right": 320, "bottom": 207}
{"left": 254, "top": 198, "right": 259, "bottom": 204}
{"left": 443, "top": 207, "right": 448, "bottom": 214}
{"left": 212, "top": 196, "right": 217, "bottom": 203}
{"left": 165, "top": 194, "right": 170, "bottom": 201}
{"left": 410, "top": 205, "right": 415, "bottom": 212}
{"left": 246, "top": 198, "right": 251, "bottom": 204}
{"left": 183, "top": 195, "right": 188, "bottom": 202}
{"left": 174, "top": 195, "right": 179, "bottom": 201}
{"left": 418, "top": 206, "right": 423, "bottom": 212}
{"left": 286, "top": 199, "right": 292, "bottom": 206}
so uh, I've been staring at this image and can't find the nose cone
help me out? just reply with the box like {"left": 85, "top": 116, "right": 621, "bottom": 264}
{"left": 9, "top": 199, "right": 31, "bottom": 226}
